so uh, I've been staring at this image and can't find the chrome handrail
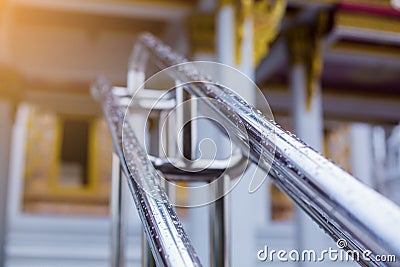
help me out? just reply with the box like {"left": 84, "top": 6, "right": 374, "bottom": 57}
{"left": 91, "top": 78, "right": 202, "bottom": 267}
{"left": 127, "top": 33, "right": 400, "bottom": 267}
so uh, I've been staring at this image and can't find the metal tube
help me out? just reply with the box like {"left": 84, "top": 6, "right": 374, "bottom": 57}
{"left": 92, "top": 79, "right": 202, "bottom": 267}
{"left": 142, "top": 231, "right": 157, "bottom": 267}
{"left": 134, "top": 33, "right": 400, "bottom": 266}
{"left": 209, "top": 175, "right": 230, "bottom": 267}
{"left": 176, "top": 86, "right": 193, "bottom": 162}
{"left": 110, "top": 152, "right": 125, "bottom": 267}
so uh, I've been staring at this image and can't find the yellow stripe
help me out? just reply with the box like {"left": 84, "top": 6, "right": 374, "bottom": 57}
{"left": 336, "top": 11, "right": 400, "bottom": 34}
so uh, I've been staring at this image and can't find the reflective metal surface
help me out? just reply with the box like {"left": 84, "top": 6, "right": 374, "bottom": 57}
{"left": 91, "top": 78, "right": 202, "bottom": 267}
{"left": 148, "top": 153, "right": 247, "bottom": 182}
{"left": 132, "top": 33, "right": 400, "bottom": 267}
{"left": 110, "top": 153, "right": 125, "bottom": 267}
{"left": 209, "top": 175, "right": 230, "bottom": 267}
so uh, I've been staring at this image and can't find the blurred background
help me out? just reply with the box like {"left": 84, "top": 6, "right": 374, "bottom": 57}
{"left": 0, "top": 0, "right": 400, "bottom": 266}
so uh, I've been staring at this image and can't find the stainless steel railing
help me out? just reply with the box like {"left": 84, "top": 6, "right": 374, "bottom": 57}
{"left": 91, "top": 78, "right": 202, "bottom": 267}
{"left": 93, "top": 33, "right": 400, "bottom": 267}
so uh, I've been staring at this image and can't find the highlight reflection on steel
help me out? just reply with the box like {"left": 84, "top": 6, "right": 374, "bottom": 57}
{"left": 91, "top": 78, "right": 202, "bottom": 267}
{"left": 132, "top": 33, "right": 400, "bottom": 267}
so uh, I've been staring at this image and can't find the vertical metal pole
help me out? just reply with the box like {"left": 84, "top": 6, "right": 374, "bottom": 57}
{"left": 210, "top": 175, "right": 230, "bottom": 267}
{"left": 142, "top": 115, "right": 159, "bottom": 267}
{"left": 110, "top": 152, "right": 125, "bottom": 267}
{"left": 176, "top": 85, "right": 194, "bottom": 162}
{"left": 176, "top": 84, "right": 194, "bottom": 210}
{"left": 160, "top": 109, "right": 177, "bottom": 203}
{"left": 141, "top": 232, "right": 156, "bottom": 267}
{"left": 128, "top": 107, "right": 157, "bottom": 267}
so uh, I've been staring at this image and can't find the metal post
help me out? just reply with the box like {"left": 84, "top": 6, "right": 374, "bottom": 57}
{"left": 110, "top": 152, "right": 125, "bottom": 267}
{"left": 143, "top": 114, "right": 160, "bottom": 267}
{"left": 176, "top": 84, "right": 194, "bottom": 162}
{"left": 141, "top": 231, "right": 156, "bottom": 267}
{"left": 210, "top": 175, "right": 230, "bottom": 267}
